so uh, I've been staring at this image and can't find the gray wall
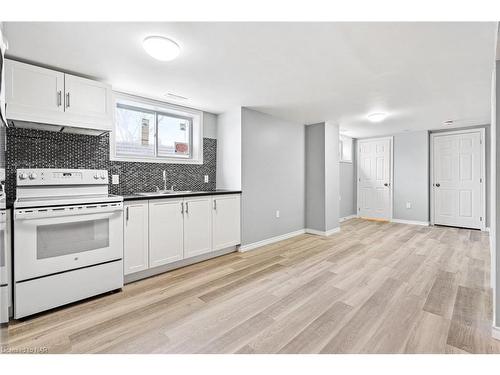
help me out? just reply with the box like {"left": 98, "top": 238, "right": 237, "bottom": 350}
{"left": 305, "top": 124, "right": 326, "bottom": 231}
{"left": 241, "top": 108, "right": 305, "bottom": 245}
{"left": 340, "top": 159, "right": 356, "bottom": 218}
{"left": 305, "top": 122, "right": 340, "bottom": 232}
{"left": 495, "top": 59, "right": 499, "bottom": 327}
{"left": 325, "top": 122, "right": 340, "bottom": 231}
{"left": 393, "top": 131, "right": 429, "bottom": 222}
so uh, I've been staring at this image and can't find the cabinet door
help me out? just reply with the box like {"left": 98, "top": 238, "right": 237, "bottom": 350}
{"left": 64, "top": 73, "right": 112, "bottom": 130}
{"left": 5, "top": 59, "right": 64, "bottom": 122}
{"left": 212, "top": 195, "right": 241, "bottom": 251}
{"left": 124, "top": 201, "right": 149, "bottom": 275}
{"left": 183, "top": 197, "right": 212, "bottom": 258}
{"left": 149, "top": 199, "right": 184, "bottom": 268}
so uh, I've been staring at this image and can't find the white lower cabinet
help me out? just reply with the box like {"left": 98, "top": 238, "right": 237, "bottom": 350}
{"left": 183, "top": 197, "right": 213, "bottom": 258}
{"left": 149, "top": 199, "right": 184, "bottom": 267}
{"left": 123, "top": 194, "right": 241, "bottom": 279}
{"left": 212, "top": 195, "right": 241, "bottom": 251}
{"left": 123, "top": 201, "right": 149, "bottom": 275}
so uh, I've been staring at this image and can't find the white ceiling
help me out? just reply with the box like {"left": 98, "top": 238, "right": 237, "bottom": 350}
{"left": 4, "top": 22, "right": 498, "bottom": 137}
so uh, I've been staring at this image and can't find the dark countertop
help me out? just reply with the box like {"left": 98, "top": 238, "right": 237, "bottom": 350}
{"left": 122, "top": 190, "right": 242, "bottom": 202}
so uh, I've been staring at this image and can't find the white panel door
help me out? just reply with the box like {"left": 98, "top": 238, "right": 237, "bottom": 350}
{"left": 64, "top": 73, "right": 113, "bottom": 130}
{"left": 212, "top": 195, "right": 241, "bottom": 251}
{"left": 433, "top": 131, "right": 482, "bottom": 229}
{"left": 124, "top": 201, "right": 149, "bottom": 275}
{"left": 357, "top": 138, "right": 392, "bottom": 220}
{"left": 184, "top": 197, "right": 212, "bottom": 258}
{"left": 5, "top": 59, "right": 64, "bottom": 121}
{"left": 149, "top": 199, "right": 184, "bottom": 268}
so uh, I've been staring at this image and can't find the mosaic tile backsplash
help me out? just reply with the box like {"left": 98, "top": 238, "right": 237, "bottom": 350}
{"left": 6, "top": 127, "right": 217, "bottom": 200}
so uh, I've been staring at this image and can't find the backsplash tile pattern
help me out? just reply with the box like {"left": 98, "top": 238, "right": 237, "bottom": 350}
{"left": 6, "top": 127, "right": 216, "bottom": 200}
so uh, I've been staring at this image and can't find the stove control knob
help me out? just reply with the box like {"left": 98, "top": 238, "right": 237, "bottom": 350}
{"left": 94, "top": 174, "right": 99, "bottom": 180}
{"left": 29, "top": 173, "right": 38, "bottom": 180}
{"left": 100, "top": 175, "right": 106, "bottom": 180}
{"left": 19, "top": 173, "right": 28, "bottom": 180}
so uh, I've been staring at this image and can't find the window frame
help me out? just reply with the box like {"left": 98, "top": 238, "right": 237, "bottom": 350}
{"left": 111, "top": 92, "right": 204, "bottom": 165}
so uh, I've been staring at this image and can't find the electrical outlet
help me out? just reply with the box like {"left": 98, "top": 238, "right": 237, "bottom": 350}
{"left": 275, "top": 210, "right": 280, "bottom": 218}
{"left": 112, "top": 175, "right": 119, "bottom": 185}
{"left": 406, "top": 202, "right": 411, "bottom": 209}
{"left": 204, "top": 175, "right": 209, "bottom": 183}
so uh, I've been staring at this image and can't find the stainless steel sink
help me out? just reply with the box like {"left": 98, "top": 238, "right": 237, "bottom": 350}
{"left": 136, "top": 190, "right": 193, "bottom": 196}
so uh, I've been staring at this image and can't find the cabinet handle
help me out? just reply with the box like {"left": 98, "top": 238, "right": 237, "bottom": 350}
{"left": 126, "top": 206, "right": 129, "bottom": 222}
{"left": 57, "top": 90, "right": 62, "bottom": 107}
{"left": 185, "top": 202, "right": 189, "bottom": 214}
{"left": 66, "top": 92, "right": 70, "bottom": 108}
{"left": 181, "top": 202, "right": 184, "bottom": 214}
{"left": 213, "top": 199, "right": 217, "bottom": 210}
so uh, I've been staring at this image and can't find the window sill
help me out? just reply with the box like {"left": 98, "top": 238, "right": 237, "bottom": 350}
{"left": 110, "top": 155, "right": 203, "bottom": 165}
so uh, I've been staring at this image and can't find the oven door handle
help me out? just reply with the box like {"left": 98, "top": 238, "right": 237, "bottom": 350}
{"left": 15, "top": 202, "right": 124, "bottom": 220}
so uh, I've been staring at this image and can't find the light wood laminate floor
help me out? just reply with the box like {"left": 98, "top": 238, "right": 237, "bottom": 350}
{"left": 1, "top": 219, "right": 499, "bottom": 354}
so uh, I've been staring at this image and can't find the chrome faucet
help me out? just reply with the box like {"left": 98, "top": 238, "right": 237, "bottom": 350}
{"left": 162, "top": 170, "right": 174, "bottom": 192}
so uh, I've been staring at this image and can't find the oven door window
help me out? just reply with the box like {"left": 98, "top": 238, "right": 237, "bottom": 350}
{"left": 37, "top": 219, "right": 110, "bottom": 259}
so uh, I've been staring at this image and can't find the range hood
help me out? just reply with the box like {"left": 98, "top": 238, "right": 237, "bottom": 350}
{"left": 8, "top": 119, "right": 110, "bottom": 136}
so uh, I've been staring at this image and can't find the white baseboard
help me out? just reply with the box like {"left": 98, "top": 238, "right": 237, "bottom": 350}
{"left": 238, "top": 229, "right": 306, "bottom": 253}
{"left": 340, "top": 214, "right": 357, "bottom": 222}
{"left": 391, "top": 219, "right": 429, "bottom": 226}
{"left": 305, "top": 227, "right": 341, "bottom": 236}
{"left": 492, "top": 326, "right": 500, "bottom": 341}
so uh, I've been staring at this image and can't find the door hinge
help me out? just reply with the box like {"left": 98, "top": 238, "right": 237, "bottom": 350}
{"left": 480, "top": 178, "right": 483, "bottom": 183}
{"left": 480, "top": 217, "right": 483, "bottom": 221}
{"left": 358, "top": 207, "right": 360, "bottom": 211}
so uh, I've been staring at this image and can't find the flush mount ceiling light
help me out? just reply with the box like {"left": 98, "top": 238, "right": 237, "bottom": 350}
{"left": 367, "top": 112, "right": 388, "bottom": 123}
{"left": 143, "top": 36, "right": 180, "bottom": 61}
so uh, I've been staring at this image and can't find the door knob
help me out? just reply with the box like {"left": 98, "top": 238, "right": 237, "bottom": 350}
{"left": 384, "top": 183, "right": 389, "bottom": 187}
{"left": 435, "top": 183, "right": 440, "bottom": 187}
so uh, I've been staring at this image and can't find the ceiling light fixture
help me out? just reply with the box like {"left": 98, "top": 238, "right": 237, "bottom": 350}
{"left": 443, "top": 120, "right": 454, "bottom": 125}
{"left": 143, "top": 36, "right": 180, "bottom": 61}
{"left": 367, "top": 112, "right": 388, "bottom": 123}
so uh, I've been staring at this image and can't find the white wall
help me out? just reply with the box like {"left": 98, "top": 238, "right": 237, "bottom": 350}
{"left": 216, "top": 108, "right": 241, "bottom": 190}
{"left": 241, "top": 108, "right": 305, "bottom": 246}
{"left": 203, "top": 112, "right": 217, "bottom": 139}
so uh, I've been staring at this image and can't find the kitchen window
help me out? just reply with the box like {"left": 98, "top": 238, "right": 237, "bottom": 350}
{"left": 111, "top": 93, "right": 203, "bottom": 164}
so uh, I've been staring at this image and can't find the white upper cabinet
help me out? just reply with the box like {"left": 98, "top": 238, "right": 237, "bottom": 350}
{"left": 212, "top": 195, "right": 241, "bottom": 251}
{"left": 183, "top": 197, "right": 213, "bottom": 258}
{"left": 63, "top": 74, "right": 112, "bottom": 129}
{"left": 4, "top": 59, "right": 112, "bottom": 132}
{"left": 149, "top": 199, "right": 184, "bottom": 268}
{"left": 5, "top": 60, "right": 65, "bottom": 119}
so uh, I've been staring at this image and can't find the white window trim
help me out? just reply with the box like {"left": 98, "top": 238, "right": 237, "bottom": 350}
{"left": 110, "top": 91, "right": 204, "bottom": 165}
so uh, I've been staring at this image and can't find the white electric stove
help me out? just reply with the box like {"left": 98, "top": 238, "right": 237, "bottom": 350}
{"left": 13, "top": 168, "right": 124, "bottom": 318}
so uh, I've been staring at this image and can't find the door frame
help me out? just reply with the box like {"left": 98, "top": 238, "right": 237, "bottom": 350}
{"left": 430, "top": 128, "right": 486, "bottom": 231}
{"left": 356, "top": 136, "right": 394, "bottom": 221}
